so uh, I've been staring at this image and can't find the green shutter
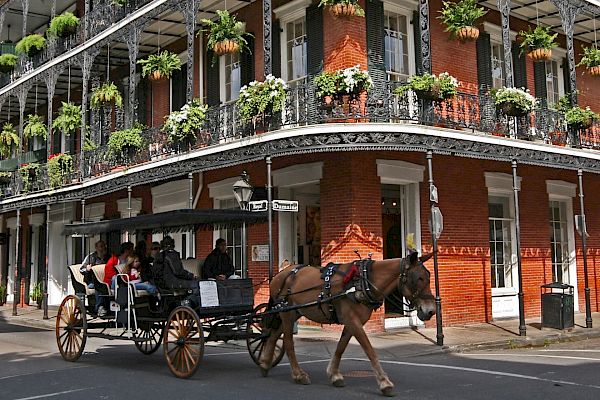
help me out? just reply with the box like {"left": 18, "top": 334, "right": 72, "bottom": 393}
{"left": 413, "top": 10, "right": 423, "bottom": 76}
{"left": 562, "top": 57, "right": 572, "bottom": 95}
{"left": 533, "top": 61, "right": 547, "bottom": 108}
{"left": 366, "top": 0, "right": 386, "bottom": 88}
{"left": 272, "top": 20, "right": 281, "bottom": 77}
{"left": 241, "top": 35, "right": 255, "bottom": 86}
{"left": 512, "top": 41, "right": 527, "bottom": 89}
{"left": 476, "top": 32, "right": 492, "bottom": 93}
{"left": 206, "top": 50, "right": 220, "bottom": 107}
{"left": 306, "top": 5, "right": 323, "bottom": 76}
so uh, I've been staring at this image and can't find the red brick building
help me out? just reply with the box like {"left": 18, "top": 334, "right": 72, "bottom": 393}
{"left": 1, "top": 0, "right": 600, "bottom": 333}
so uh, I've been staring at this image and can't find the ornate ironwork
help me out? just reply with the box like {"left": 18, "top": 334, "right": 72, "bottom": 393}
{"left": 263, "top": 0, "right": 272, "bottom": 76}
{"left": 174, "top": 0, "right": 198, "bottom": 102}
{"left": 419, "top": 0, "right": 431, "bottom": 74}
{"left": 125, "top": 22, "right": 145, "bottom": 127}
{"left": 551, "top": 0, "right": 584, "bottom": 106}
{"left": 0, "top": 6, "right": 7, "bottom": 41}
{"left": 15, "top": 81, "right": 33, "bottom": 156}
{"left": 21, "top": 0, "right": 28, "bottom": 38}
{"left": 42, "top": 65, "right": 65, "bottom": 158}
{"left": 76, "top": 49, "right": 100, "bottom": 178}
{"left": 497, "top": 0, "right": 513, "bottom": 87}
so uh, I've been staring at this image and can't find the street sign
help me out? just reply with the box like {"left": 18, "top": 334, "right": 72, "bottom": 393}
{"left": 273, "top": 200, "right": 299, "bottom": 212}
{"left": 249, "top": 200, "right": 268, "bottom": 212}
{"left": 430, "top": 184, "right": 439, "bottom": 203}
{"left": 575, "top": 214, "right": 590, "bottom": 238}
{"left": 429, "top": 205, "right": 443, "bottom": 240}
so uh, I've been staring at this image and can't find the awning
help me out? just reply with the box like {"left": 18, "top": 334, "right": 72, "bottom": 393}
{"left": 62, "top": 209, "right": 267, "bottom": 236}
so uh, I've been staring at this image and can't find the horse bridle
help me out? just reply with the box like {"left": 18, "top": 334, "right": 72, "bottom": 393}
{"left": 397, "top": 258, "right": 432, "bottom": 310}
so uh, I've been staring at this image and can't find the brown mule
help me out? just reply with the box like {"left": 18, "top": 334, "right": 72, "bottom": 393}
{"left": 258, "top": 252, "right": 436, "bottom": 396}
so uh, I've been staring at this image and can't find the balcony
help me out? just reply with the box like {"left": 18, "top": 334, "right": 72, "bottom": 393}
{"left": 0, "top": 81, "right": 597, "bottom": 200}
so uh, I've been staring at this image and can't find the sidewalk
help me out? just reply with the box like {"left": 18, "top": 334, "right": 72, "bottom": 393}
{"left": 2, "top": 304, "right": 600, "bottom": 356}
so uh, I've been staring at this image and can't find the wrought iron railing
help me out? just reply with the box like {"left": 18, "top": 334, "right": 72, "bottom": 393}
{"left": 8, "top": 0, "right": 154, "bottom": 85}
{"left": 2, "top": 82, "right": 599, "bottom": 198}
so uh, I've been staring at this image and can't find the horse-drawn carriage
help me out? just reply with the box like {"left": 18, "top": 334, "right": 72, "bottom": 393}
{"left": 57, "top": 209, "right": 437, "bottom": 396}
{"left": 57, "top": 209, "right": 284, "bottom": 378}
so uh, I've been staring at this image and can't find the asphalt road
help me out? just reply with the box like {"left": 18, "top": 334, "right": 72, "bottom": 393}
{"left": 1, "top": 320, "right": 599, "bottom": 400}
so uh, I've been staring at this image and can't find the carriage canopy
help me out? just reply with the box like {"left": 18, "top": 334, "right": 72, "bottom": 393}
{"left": 62, "top": 209, "right": 267, "bottom": 236}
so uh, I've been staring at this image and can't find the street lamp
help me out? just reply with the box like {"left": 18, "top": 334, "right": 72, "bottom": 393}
{"left": 233, "top": 171, "right": 254, "bottom": 278}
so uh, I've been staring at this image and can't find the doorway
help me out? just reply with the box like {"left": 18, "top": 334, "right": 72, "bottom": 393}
{"left": 381, "top": 183, "right": 422, "bottom": 328}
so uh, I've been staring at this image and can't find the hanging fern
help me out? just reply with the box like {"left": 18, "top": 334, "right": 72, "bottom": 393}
{"left": 23, "top": 114, "right": 48, "bottom": 141}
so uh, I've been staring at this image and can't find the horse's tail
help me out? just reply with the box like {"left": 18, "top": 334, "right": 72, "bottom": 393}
{"left": 265, "top": 297, "right": 282, "bottom": 330}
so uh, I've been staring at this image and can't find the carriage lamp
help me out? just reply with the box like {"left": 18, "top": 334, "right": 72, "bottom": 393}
{"left": 233, "top": 171, "right": 254, "bottom": 211}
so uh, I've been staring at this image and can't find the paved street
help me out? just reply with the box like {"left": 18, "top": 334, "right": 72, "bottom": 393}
{"left": 1, "top": 319, "right": 600, "bottom": 400}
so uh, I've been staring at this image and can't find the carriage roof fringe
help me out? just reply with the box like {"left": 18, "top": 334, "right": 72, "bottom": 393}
{"left": 62, "top": 209, "right": 267, "bottom": 236}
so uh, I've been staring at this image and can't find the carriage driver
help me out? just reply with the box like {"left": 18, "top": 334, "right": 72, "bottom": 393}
{"left": 202, "top": 238, "right": 234, "bottom": 281}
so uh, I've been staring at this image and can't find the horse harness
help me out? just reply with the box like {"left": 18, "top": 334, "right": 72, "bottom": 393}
{"left": 273, "top": 259, "right": 384, "bottom": 324}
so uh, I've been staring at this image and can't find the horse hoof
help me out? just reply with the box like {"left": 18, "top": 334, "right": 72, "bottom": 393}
{"left": 332, "top": 378, "right": 345, "bottom": 387}
{"left": 294, "top": 374, "right": 311, "bottom": 385}
{"left": 260, "top": 367, "right": 270, "bottom": 377}
{"left": 381, "top": 386, "right": 395, "bottom": 397}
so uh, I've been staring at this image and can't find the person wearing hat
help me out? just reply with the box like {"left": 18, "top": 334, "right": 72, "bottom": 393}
{"left": 152, "top": 236, "right": 197, "bottom": 289}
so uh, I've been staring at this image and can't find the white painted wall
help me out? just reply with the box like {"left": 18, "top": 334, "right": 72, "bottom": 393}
{"left": 48, "top": 204, "right": 74, "bottom": 305}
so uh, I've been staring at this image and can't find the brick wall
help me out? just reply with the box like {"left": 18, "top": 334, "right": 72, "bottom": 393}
{"left": 323, "top": 0, "right": 368, "bottom": 72}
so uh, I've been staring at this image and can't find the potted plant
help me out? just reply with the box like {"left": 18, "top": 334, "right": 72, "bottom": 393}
{"left": 19, "top": 163, "right": 40, "bottom": 192}
{"left": 338, "top": 65, "right": 373, "bottom": 95}
{"left": 30, "top": 282, "right": 44, "bottom": 309}
{"left": 519, "top": 25, "right": 557, "bottom": 62}
{"left": 438, "top": 0, "right": 487, "bottom": 42}
{"left": 395, "top": 72, "right": 459, "bottom": 102}
{"left": 314, "top": 71, "right": 342, "bottom": 106}
{"left": 0, "top": 284, "right": 6, "bottom": 306}
{"left": 108, "top": 125, "right": 144, "bottom": 160}
{"left": 163, "top": 99, "right": 208, "bottom": 147}
{"left": 23, "top": 114, "right": 48, "bottom": 142}
{"left": 91, "top": 82, "right": 123, "bottom": 109}
{"left": 0, "top": 171, "right": 12, "bottom": 185}
{"left": 0, "top": 54, "right": 17, "bottom": 74}
{"left": 0, "top": 123, "right": 19, "bottom": 158}
{"left": 15, "top": 34, "right": 46, "bottom": 57}
{"left": 578, "top": 46, "right": 600, "bottom": 77}
{"left": 237, "top": 75, "right": 288, "bottom": 126}
{"left": 47, "top": 12, "right": 80, "bottom": 38}
{"left": 201, "top": 10, "right": 252, "bottom": 57}
{"left": 47, "top": 153, "right": 74, "bottom": 189}
{"left": 564, "top": 106, "right": 598, "bottom": 130}
{"left": 137, "top": 50, "right": 181, "bottom": 82}
{"left": 318, "top": 0, "right": 365, "bottom": 18}
{"left": 53, "top": 102, "right": 82, "bottom": 136}
{"left": 492, "top": 87, "right": 537, "bottom": 117}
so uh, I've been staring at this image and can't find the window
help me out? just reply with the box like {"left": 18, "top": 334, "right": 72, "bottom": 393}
{"left": 544, "top": 60, "right": 561, "bottom": 107}
{"left": 549, "top": 200, "right": 570, "bottom": 283}
{"left": 384, "top": 11, "right": 410, "bottom": 81}
{"left": 489, "top": 196, "right": 514, "bottom": 289}
{"left": 491, "top": 41, "right": 506, "bottom": 89}
{"left": 285, "top": 17, "right": 307, "bottom": 83}
{"left": 218, "top": 198, "right": 244, "bottom": 276}
{"left": 222, "top": 52, "right": 241, "bottom": 103}
{"left": 171, "top": 63, "right": 188, "bottom": 111}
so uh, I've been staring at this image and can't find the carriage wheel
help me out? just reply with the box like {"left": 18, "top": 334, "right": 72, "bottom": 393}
{"left": 163, "top": 306, "right": 204, "bottom": 378}
{"left": 247, "top": 303, "right": 285, "bottom": 368}
{"left": 135, "top": 322, "right": 164, "bottom": 355}
{"left": 55, "top": 295, "right": 87, "bottom": 362}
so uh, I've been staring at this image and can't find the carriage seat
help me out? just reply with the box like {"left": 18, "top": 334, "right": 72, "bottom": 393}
{"left": 68, "top": 264, "right": 95, "bottom": 295}
{"left": 182, "top": 258, "right": 204, "bottom": 278}
{"left": 91, "top": 263, "right": 127, "bottom": 296}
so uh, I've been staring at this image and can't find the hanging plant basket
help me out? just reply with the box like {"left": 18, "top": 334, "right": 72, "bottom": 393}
{"left": 214, "top": 39, "right": 240, "bottom": 56}
{"left": 498, "top": 102, "right": 527, "bottom": 117}
{"left": 414, "top": 88, "right": 443, "bottom": 102}
{"left": 329, "top": 3, "right": 357, "bottom": 18}
{"left": 148, "top": 70, "right": 168, "bottom": 82}
{"left": 456, "top": 26, "right": 480, "bottom": 42}
{"left": 588, "top": 66, "right": 600, "bottom": 77}
{"left": 527, "top": 48, "right": 552, "bottom": 62}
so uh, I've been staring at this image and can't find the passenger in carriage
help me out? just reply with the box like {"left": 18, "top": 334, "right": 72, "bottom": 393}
{"left": 149, "top": 241, "right": 161, "bottom": 263}
{"left": 80, "top": 240, "right": 109, "bottom": 286}
{"left": 95, "top": 242, "right": 133, "bottom": 316}
{"left": 134, "top": 240, "right": 154, "bottom": 283}
{"left": 152, "top": 236, "right": 198, "bottom": 290}
{"left": 123, "top": 255, "right": 158, "bottom": 295}
{"left": 202, "top": 238, "right": 234, "bottom": 281}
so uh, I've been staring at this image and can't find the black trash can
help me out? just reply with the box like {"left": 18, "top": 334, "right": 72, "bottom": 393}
{"left": 541, "top": 282, "right": 574, "bottom": 330}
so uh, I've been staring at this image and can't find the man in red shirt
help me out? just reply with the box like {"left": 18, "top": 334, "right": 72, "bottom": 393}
{"left": 97, "top": 242, "right": 134, "bottom": 316}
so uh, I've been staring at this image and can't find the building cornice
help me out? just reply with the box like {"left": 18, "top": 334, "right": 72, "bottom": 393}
{"left": 1, "top": 123, "right": 600, "bottom": 212}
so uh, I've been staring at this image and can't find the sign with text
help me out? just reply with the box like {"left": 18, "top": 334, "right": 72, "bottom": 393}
{"left": 252, "top": 245, "right": 270, "bottom": 262}
{"left": 249, "top": 200, "right": 268, "bottom": 212}
{"left": 272, "top": 200, "right": 299, "bottom": 212}
{"left": 199, "top": 281, "right": 220, "bottom": 307}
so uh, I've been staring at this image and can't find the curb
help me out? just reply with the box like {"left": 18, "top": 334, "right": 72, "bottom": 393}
{"left": 448, "top": 328, "right": 600, "bottom": 353}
